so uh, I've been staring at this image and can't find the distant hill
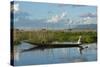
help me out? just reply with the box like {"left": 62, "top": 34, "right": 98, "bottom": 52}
{"left": 73, "top": 24, "right": 97, "bottom": 30}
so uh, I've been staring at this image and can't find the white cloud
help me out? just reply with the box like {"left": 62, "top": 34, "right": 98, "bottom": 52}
{"left": 47, "top": 12, "right": 66, "bottom": 23}
{"left": 13, "top": 3, "right": 19, "bottom": 13}
{"left": 81, "top": 16, "right": 96, "bottom": 24}
{"left": 47, "top": 15, "right": 59, "bottom": 23}
{"left": 83, "top": 17, "right": 91, "bottom": 22}
{"left": 79, "top": 12, "right": 97, "bottom": 24}
{"left": 60, "top": 12, "right": 66, "bottom": 19}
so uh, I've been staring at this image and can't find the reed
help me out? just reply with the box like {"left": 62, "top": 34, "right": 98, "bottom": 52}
{"left": 13, "top": 29, "right": 97, "bottom": 45}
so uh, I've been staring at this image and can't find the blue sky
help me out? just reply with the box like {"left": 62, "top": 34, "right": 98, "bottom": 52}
{"left": 12, "top": 1, "right": 97, "bottom": 30}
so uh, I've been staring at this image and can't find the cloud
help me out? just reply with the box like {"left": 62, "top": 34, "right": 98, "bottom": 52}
{"left": 47, "top": 12, "right": 66, "bottom": 23}
{"left": 79, "top": 12, "right": 97, "bottom": 24}
{"left": 78, "top": 16, "right": 97, "bottom": 24}
{"left": 61, "top": 12, "right": 66, "bottom": 19}
{"left": 14, "top": 3, "right": 19, "bottom": 12}
{"left": 79, "top": 13, "right": 97, "bottom": 18}
{"left": 11, "top": 2, "right": 19, "bottom": 13}
{"left": 83, "top": 17, "right": 92, "bottom": 23}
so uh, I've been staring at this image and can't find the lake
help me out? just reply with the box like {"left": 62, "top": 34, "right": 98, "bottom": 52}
{"left": 13, "top": 42, "right": 97, "bottom": 66}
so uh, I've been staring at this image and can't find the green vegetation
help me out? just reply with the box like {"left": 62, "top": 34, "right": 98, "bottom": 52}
{"left": 13, "top": 29, "right": 97, "bottom": 45}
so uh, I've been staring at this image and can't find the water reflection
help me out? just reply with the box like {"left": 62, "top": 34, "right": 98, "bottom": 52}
{"left": 14, "top": 49, "right": 20, "bottom": 61}
{"left": 14, "top": 42, "right": 97, "bottom": 66}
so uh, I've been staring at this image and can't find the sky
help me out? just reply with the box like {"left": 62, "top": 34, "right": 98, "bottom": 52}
{"left": 11, "top": 1, "right": 97, "bottom": 30}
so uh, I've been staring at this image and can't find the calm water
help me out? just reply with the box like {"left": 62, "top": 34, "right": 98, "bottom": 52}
{"left": 14, "top": 42, "right": 97, "bottom": 66}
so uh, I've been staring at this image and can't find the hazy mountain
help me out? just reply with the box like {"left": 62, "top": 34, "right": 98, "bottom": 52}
{"left": 73, "top": 24, "right": 97, "bottom": 29}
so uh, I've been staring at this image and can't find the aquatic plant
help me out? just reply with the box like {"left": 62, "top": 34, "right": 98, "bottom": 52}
{"left": 13, "top": 29, "right": 97, "bottom": 45}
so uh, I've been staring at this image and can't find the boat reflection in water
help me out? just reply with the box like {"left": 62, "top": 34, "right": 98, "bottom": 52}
{"left": 13, "top": 42, "right": 97, "bottom": 66}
